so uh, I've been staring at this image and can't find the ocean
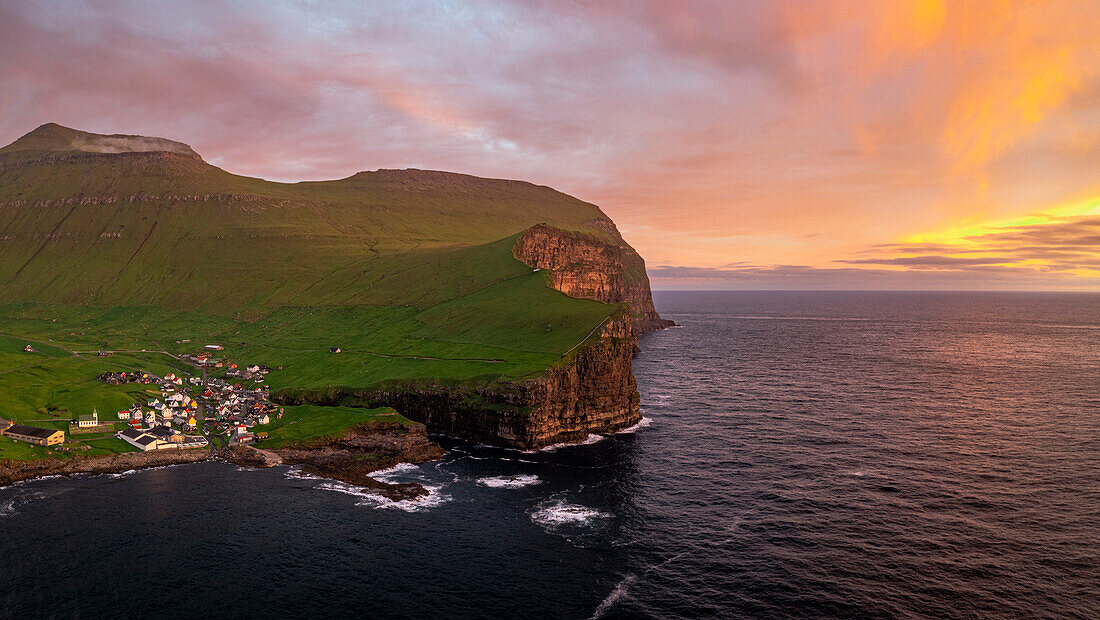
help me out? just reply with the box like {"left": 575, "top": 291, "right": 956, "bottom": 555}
{"left": 1, "top": 291, "right": 1097, "bottom": 619}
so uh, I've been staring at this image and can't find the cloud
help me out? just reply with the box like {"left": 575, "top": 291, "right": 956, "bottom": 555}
{"left": 1, "top": 1, "right": 1099, "bottom": 289}
{"left": 847, "top": 211, "right": 1100, "bottom": 273}
{"left": 647, "top": 262, "right": 1100, "bottom": 291}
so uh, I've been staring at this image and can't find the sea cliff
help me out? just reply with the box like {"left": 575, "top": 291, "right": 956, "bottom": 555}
{"left": 277, "top": 223, "right": 670, "bottom": 450}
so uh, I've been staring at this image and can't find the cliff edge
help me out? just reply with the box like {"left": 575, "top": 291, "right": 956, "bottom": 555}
{"left": 514, "top": 223, "right": 675, "bottom": 333}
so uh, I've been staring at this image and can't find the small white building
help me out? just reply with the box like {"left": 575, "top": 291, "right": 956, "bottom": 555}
{"left": 77, "top": 408, "right": 99, "bottom": 428}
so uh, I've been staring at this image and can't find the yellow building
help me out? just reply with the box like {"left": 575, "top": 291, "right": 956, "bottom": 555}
{"left": 2, "top": 423, "right": 64, "bottom": 446}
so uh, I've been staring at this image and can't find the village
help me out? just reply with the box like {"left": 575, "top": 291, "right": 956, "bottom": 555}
{"left": 1, "top": 343, "right": 285, "bottom": 454}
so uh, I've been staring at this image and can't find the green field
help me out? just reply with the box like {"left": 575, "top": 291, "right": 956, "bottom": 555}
{"left": 251, "top": 405, "right": 407, "bottom": 449}
{"left": 0, "top": 434, "right": 137, "bottom": 461}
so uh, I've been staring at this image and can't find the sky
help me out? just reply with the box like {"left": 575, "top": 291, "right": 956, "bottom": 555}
{"left": 1, "top": 0, "right": 1099, "bottom": 290}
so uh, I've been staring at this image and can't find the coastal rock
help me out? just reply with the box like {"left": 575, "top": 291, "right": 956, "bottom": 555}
{"left": 0, "top": 448, "right": 209, "bottom": 487}
{"left": 271, "top": 422, "right": 444, "bottom": 500}
{"left": 513, "top": 223, "right": 674, "bottom": 332}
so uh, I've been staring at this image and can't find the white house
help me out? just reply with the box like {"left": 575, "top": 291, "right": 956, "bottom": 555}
{"left": 257, "top": 414, "right": 270, "bottom": 425}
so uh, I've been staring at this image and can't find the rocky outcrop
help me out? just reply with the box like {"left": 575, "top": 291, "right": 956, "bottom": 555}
{"left": 513, "top": 223, "right": 674, "bottom": 332}
{"left": 269, "top": 422, "right": 444, "bottom": 500}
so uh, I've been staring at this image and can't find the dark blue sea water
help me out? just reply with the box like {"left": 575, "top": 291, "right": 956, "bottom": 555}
{"left": 2, "top": 291, "right": 1098, "bottom": 619}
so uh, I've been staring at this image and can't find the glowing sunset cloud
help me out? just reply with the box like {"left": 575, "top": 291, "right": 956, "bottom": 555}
{"left": 1, "top": 1, "right": 1098, "bottom": 289}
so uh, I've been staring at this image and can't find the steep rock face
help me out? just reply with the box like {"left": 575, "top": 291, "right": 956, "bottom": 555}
{"left": 277, "top": 316, "right": 641, "bottom": 449}
{"left": 513, "top": 223, "right": 674, "bottom": 332}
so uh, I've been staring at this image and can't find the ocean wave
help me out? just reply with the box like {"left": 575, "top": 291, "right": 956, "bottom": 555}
{"left": 12, "top": 474, "right": 68, "bottom": 486}
{"left": 104, "top": 463, "right": 189, "bottom": 479}
{"left": 527, "top": 434, "right": 607, "bottom": 453}
{"left": 614, "top": 417, "right": 652, "bottom": 434}
{"left": 530, "top": 500, "right": 609, "bottom": 530}
{"left": 369, "top": 462, "right": 420, "bottom": 479}
{"left": 283, "top": 466, "right": 323, "bottom": 481}
{"left": 313, "top": 480, "right": 451, "bottom": 512}
{"left": 358, "top": 486, "right": 451, "bottom": 512}
{"left": 0, "top": 499, "right": 15, "bottom": 518}
{"left": 477, "top": 474, "right": 542, "bottom": 489}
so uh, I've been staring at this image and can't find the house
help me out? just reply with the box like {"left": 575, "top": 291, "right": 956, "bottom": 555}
{"left": 77, "top": 408, "right": 99, "bottom": 428}
{"left": 185, "top": 416, "right": 198, "bottom": 430}
{"left": 204, "top": 344, "right": 224, "bottom": 351}
{"left": 257, "top": 414, "right": 270, "bottom": 425}
{"left": 329, "top": 347, "right": 341, "bottom": 353}
{"left": 117, "top": 410, "right": 130, "bottom": 420}
{"left": 119, "top": 428, "right": 165, "bottom": 451}
{"left": 23, "top": 344, "right": 36, "bottom": 352}
{"left": 2, "top": 422, "right": 64, "bottom": 446}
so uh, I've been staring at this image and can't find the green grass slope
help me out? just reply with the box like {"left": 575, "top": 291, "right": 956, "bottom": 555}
{"left": 0, "top": 124, "right": 636, "bottom": 426}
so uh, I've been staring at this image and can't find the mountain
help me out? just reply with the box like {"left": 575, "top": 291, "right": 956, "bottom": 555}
{"left": 0, "top": 123, "right": 671, "bottom": 448}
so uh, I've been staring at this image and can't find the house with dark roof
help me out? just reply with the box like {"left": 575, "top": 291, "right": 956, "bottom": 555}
{"left": 2, "top": 422, "right": 64, "bottom": 446}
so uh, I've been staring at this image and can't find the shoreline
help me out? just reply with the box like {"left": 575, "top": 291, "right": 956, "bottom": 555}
{"left": 0, "top": 421, "right": 447, "bottom": 501}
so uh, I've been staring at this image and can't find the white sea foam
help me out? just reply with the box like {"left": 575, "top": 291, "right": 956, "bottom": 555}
{"left": 369, "top": 462, "right": 420, "bottom": 479}
{"left": 283, "top": 466, "right": 323, "bottom": 481}
{"left": 476, "top": 474, "right": 542, "bottom": 489}
{"left": 527, "top": 434, "right": 607, "bottom": 453}
{"left": 104, "top": 463, "right": 188, "bottom": 479}
{"left": 356, "top": 485, "right": 451, "bottom": 512}
{"left": 313, "top": 480, "right": 450, "bottom": 512}
{"left": 614, "top": 417, "right": 652, "bottom": 434}
{"left": 16, "top": 474, "right": 67, "bottom": 485}
{"left": 530, "top": 500, "right": 609, "bottom": 529}
{"left": 0, "top": 499, "right": 15, "bottom": 517}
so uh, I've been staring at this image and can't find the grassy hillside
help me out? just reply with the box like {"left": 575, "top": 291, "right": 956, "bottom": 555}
{"left": 0, "top": 124, "right": 634, "bottom": 425}
{"left": 251, "top": 405, "right": 409, "bottom": 449}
